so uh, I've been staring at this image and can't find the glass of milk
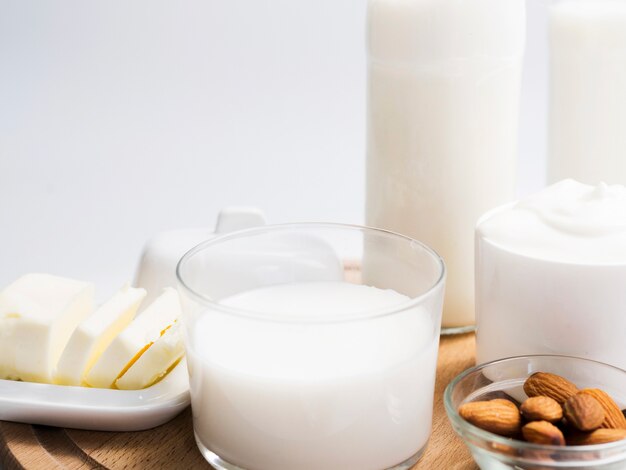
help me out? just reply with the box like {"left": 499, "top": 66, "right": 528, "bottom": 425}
{"left": 177, "top": 224, "right": 445, "bottom": 470}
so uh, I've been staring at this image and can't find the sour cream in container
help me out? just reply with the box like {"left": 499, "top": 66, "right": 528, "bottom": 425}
{"left": 475, "top": 179, "right": 626, "bottom": 369}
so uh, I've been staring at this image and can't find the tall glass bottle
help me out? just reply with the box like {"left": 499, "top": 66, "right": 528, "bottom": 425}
{"left": 548, "top": 0, "right": 626, "bottom": 185}
{"left": 366, "top": 0, "right": 526, "bottom": 331}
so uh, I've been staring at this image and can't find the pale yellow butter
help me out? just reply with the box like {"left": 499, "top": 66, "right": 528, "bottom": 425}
{"left": 84, "top": 288, "right": 181, "bottom": 389}
{"left": 0, "top": 273, "right": 94, "bottom": 384}
{"left": 55, "top": 285, "right": 146, "bottom": 386}
{"left": 115, "top": 322, "right": 184, "bottom": 390}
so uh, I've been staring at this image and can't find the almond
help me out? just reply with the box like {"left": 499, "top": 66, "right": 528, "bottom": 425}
{"left": 520, "top": 396, "right": 563, "bottom": 423}
{"left": 567, "top": 428, "right": 626, "bottom": 446}
{"left": 523, "top": 372, "right": 578, "bottom": 404}
{"left": 563, "top": 394, "right": 605, "bottom": 431}
{"left": 489, "top": 441, "right": 518, "bottom": 457}
{"left": 579, "top": 389, "right": 626, "bottom": 430}
{"left": 522, "top": 420, "right": 566, "bottom": 446}
{"left": 491, "top": 398, "right": 520, "bottom": 408}
{"left": 458, "top": 399, "right": 521, "bottom": 437}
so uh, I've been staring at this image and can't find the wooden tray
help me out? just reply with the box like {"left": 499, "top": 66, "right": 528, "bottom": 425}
{"left": 0, "top": 333, "right": 478, "bottom": 469}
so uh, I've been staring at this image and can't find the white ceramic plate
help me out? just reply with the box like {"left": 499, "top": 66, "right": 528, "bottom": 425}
{"left": 0, "top": 359, "right": 190, "bottom": 431}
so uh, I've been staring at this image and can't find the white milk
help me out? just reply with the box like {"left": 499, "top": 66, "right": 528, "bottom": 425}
{"left": 187, "top": 282, "right": 439, "bottom": 470}
{"left": 365, "top": 0, "right": 526, "bottom": 328}
{"left": 476, "top": 180, "right": 626, "bottom": 369}
{"left": 549, "top": 0, "right": 626, "bottom": 185}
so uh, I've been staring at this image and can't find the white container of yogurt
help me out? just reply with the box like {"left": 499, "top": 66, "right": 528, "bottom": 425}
{"left": 475, "top": 179, "right": 626, "bottom": 369}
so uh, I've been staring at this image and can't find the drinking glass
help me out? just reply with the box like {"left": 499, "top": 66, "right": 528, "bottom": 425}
{"left": 177, "top": 224, "right": 445, "bottom": 470}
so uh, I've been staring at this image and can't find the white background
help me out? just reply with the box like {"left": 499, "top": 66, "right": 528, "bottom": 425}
{"left": 1, "top": 1, "right": 548, "bottom": 296}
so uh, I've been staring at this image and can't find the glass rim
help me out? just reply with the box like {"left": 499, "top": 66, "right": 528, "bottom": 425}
{"left": 176, "top": 222, "right": 446, "bottom": 324}
{"left": 444, "top": 354, "right": 626, "bottom": 457}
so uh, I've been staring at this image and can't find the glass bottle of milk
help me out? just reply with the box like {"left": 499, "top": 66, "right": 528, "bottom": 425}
{"left": 365, "top": 0, "right": 526, "bottom": 330}
{"left": 548, "top": 0, "right": 626, "bottom": 185}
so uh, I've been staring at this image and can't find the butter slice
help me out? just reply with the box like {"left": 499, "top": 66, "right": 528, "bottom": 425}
{"left": 115, "top": 322, "right": 184, "bottom": 390}
{"left": 85, "top": 288, "right": 181, "bottom": 389}
{"left": 55, "top": 285, "right": 146, "bottom": 386}
{"left": 0, "top": 273, "right": 94, "bottom": 384}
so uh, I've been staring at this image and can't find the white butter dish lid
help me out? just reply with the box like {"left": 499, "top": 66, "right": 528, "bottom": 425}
{"left": 135, "top": 207, "right": 267, "bottom": 305}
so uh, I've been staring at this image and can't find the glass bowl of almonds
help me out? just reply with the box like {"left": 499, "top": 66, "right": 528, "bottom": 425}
{"left": 444, "top": 355, "right": 626, "bottom": 469}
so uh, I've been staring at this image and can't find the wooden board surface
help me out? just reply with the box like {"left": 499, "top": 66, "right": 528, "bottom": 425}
{"left": 0, "top": 333, "right": 477, "bottom": 470}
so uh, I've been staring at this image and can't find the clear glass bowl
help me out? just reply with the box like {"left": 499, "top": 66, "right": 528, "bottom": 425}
{"left": 444, "top": 355, "right": 626, "bottom": 469}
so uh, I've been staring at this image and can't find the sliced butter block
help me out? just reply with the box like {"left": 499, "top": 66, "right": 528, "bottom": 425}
{"left": 55, "top": 285, "right": 147, "bottom": 386}
{"left": 84, "top": 288, "right": 181, "bottom": 389}
{"left": 115, "top": 322, "right": 184, "bottom": 390}
{"left": 0, "top": 273, "right": 94, "bottom": 384}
